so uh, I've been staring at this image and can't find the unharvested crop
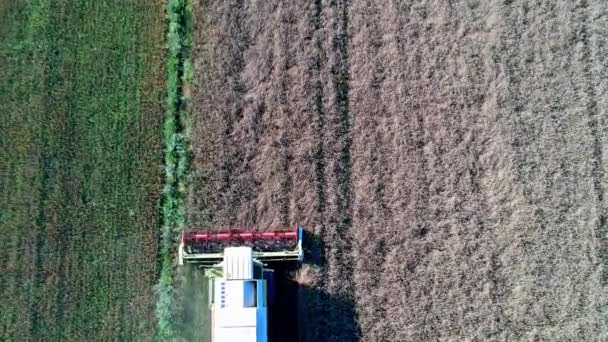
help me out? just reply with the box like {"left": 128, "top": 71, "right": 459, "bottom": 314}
{"left": 187, "top": 0, "right": 608, "bottom": 341}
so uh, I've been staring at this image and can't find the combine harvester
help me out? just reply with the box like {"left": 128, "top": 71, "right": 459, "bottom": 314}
{"left": 178, "top": 226, "right": 304, "bottom": 342}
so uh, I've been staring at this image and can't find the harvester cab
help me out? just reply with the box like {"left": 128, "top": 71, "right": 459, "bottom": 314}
{"left": 178, "top": 226, "right": 304, "bottom": 342}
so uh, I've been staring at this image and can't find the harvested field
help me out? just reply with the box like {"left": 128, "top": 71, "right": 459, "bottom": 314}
{"left": 0, "top": 0, "right": 165, "bottom": 340}
{"left": 186, "top": 0, "right": 608, "bottom": 341}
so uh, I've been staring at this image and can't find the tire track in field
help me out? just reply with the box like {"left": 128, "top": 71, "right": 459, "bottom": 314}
{"left": 490, "top": 6, "right": 524, "bottom": 339}
{"left": 496, "top": 1, "right": 602, "bottom": 338}
{"left": 261, "top": 2, "right": 313, "bottom": 340}
{"left": 52, "top": 111, "right": 77, "bottom": 339}
{"left": 320, "top": 1, "right": 358, "bottom": 340}
{"left": 579, "top": 0, "right": 608, "bottom": 333}
{"left": 25, "top": 154, "right": 49, "bottom": 340}
{"left": 492, "top": 2, "right": 553, "bottom": 339}
{"left": 33, "top": 9, "right": 78, "bottom": 335}
{"left": 217, "top": 0, "right": 249, "bottom": 225}
{"left": 29, "top": 25, "right": 67, "bottom": 335}
{"left": 587, "top": 1, "right": 608, "bottom": 329}
{"left": 579, "top": 0, "right": 608, "bottom": 285}
{"left": 29, "top": 158, "right": 48, "bottom": 339}
{"left": 310, "top": 0, "right": 327, "bottom": 275}
{"left": 272, "top": 2, "right": 295, "bottom": 227}
{"left": 294, "top": 0, "right": 330, "bottom": 340}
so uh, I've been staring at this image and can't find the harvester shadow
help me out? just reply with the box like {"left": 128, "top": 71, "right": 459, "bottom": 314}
{"left": 270, "top": 229, "right": 359, "bottom": 342}
{"left": 295, "top": 283, "right": 359, "bottom": 342}
{"left": 269, "top": 263, "right": 359, "bottom": 342}
{"left": 302, "top": 228, "right": 325, "bottom": 268}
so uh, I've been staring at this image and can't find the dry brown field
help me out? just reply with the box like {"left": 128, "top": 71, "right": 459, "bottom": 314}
{"left": 186, "top": 0, "right": 608, "bottom": 341}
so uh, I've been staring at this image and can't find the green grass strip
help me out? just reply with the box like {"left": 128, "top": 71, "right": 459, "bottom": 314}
{"left": 156, "top": 0, "right": 192, "bottom": 340}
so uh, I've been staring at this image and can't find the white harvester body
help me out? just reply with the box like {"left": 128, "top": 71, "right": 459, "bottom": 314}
{"left": 178, "top": 226, "right": 304, "bottom": 342}
{"left": 210, "top": 247, "right": 268, "bottom": 342}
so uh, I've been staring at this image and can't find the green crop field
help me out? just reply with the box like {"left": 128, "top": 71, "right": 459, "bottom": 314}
{"left": 0, "top": 0, "right": 166, "bottom": 340}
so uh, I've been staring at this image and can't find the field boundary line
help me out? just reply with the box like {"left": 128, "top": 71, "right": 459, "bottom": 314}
{"left": 155, "top": 0, "right": 193, "bottom": 340}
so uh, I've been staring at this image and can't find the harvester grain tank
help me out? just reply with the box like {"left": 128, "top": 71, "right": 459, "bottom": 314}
{"left": 178, "top": 226, "right": 304, "bottom": 342}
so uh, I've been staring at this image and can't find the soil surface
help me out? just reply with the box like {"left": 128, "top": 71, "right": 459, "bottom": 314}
{"left": 187, "top": 0, "right": 608, "bottom": 341}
